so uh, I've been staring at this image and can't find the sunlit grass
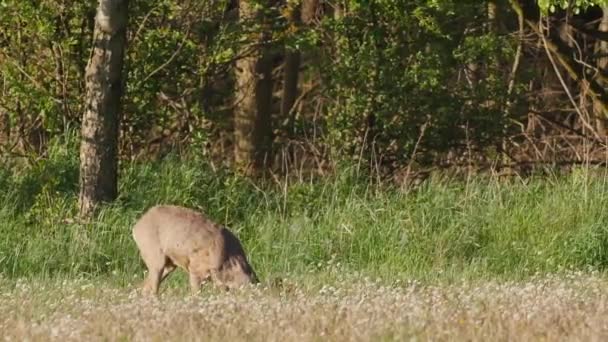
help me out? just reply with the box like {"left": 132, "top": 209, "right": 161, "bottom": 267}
{"left": 2, "top": 137, "right": 608, "bottom": 283}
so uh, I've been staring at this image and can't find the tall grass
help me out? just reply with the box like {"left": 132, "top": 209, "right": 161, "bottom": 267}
{"left": 2, "top": 137, "right": 608, "bottom": 283}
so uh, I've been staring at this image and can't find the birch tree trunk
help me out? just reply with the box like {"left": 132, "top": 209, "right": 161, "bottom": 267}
{"left": 79, "top": 0, "right": 128, "bottom": 218}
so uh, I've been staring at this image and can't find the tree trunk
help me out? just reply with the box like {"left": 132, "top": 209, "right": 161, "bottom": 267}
{"left": 234, "top": 0, "right": 274, "bottom": 175}
{"left": 281, "top": 0, "right": 317, "bottom": 136}
{"left": 0, "top": 57, "right": 7, "bottom": 148}
{"left": 0, "top": 108, "right": 8, "bottom": 149}
{"left": 594, "top": 7, "right": 608, "bottom": 136}
{"left": 487, "top": 0, "right": 507, "bottom": 33}
{"left": 468, "top": 1, "right": 501, "bottom": 88}
{"left": 281, "top": 47, "right": 300, "bottom": 137}
{"left": 79, "top": 0, "right": 128, "bottom": 218}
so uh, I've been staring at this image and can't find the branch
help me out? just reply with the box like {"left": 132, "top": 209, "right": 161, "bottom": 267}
{"left": 569, "top": 20, "right": 608, "bottom": 42}
{"left": 507, "top": 0, "right": 524, "bottom": 101}
{"left": 0, "top": 51, "right": 63, "bottom": 105}
{"left": 512, "top": 1, "right": 608, "bottom": 115}
{"left": 141, "top": 25, "right": 192, "bottom": 84}
{"left": 539, "top": 17, "right": 603, "bottom": 141}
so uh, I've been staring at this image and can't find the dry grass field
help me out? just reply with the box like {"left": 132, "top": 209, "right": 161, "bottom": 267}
{"left": 2, "top": 272, "right": 608, "bottom": 341}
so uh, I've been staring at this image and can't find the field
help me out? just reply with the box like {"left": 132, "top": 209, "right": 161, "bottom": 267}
{"left": 2, "top": 273, "right": 608, "bottom": 341}
{"left": 3, "top": 143, "right": 608, "bottom": 340}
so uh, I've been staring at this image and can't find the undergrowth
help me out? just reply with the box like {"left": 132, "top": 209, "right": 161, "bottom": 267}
{"left": 2, "top": 136, "right": 608, "bottom": 284}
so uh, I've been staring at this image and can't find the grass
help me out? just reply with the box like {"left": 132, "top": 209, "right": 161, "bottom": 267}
{"left": 2, "top": 273, "right": 608, "bottom": 341}
{"left": 5, "top": 138, "right": 608, "bottom": 339}
{"left": 3, "top": 136, "right": 608, "bottom": 285}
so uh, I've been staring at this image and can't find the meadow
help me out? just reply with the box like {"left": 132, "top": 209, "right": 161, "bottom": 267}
{"left": 3, "top": 274, "right": 608, "bottom": 341}
{"left": 3, "top": 140, "right": 608, "bottom": 340}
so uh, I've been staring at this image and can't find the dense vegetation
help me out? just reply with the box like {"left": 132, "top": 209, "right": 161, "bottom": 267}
{"left": 3, "top": 0, "right": 608, "bottom": 174}
{"left": 3, "top": 0, "right": 608, "bottom": 282}
{"left": 2, "top": 135, "right": 608, "bottom": 282}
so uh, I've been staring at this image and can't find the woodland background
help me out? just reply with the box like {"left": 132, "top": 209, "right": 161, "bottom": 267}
{"left": 2, "top": 0, "right": 608, "bottom": 287}
{"left": 4, "top": 1, "right": 608, "bottom": 189}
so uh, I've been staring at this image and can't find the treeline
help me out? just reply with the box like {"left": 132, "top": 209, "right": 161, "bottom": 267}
{"left": 2, "top": 1, "right": 608, "bottom": 215}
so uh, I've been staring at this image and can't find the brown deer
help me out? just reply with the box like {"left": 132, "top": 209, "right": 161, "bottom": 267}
{"left": 132, "top": 205, "right": 258, "bottom": 296}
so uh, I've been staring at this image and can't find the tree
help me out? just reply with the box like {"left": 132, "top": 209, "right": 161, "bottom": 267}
{"left": 594, "top": 6, "right": 608, "bottom": 136}
{"left": 234, "top": 0, "right": 276, "bottom": 175}
{"left": 0, "top": 108, "right": 8, "bottom": 149}
{"left": 280, "top": 0, "right": 318, "bottom": 136}
{"left": 537, "top": 0, "right": 608, "bottom": 13}
{"left": 79, "top": 0, "right": 128, "bottom": 218}
{"left": 0, "top": 70, "right": 7, "bottom": 148}
{"left": 527, "top": 0, "right": 608, "bottom": 139}
{"left": 280, "top": 2, "right": 301, "bottom": 133}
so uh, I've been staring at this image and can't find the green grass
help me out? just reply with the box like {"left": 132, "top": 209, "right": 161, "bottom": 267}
{"left": 3, "top": 138, "right": 608, "bottom": 284}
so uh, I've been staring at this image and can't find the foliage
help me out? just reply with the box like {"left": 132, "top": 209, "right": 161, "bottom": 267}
{"left": 1, "top": 0, "right": 527, "bottom": 170}
{"left": 123, "top": 0, "right": 239, "bottom": 154}
{"left": 0, "top": 0, "right": 243, "bottom": 157}
{"left": 0, "top": 1, "right": 92, "bottom": 137}
{"left": 317, "top": 0, "right": 516, "bottom": 169}
{"left": 538, "top": 0, "right": 608, "bottom": 14}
